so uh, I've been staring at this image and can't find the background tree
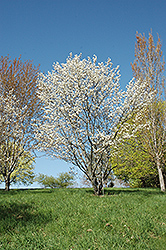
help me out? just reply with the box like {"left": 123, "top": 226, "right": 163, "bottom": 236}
{"left": 130, "top": 32, "right": 166, "bottom": 191}
{"left": 0, "top": 56, "right": 43, "bottom": 190}
{"left": 112, "top": 135, "right": 160, "bottom": 188}
{"left": 36, "top": 172, "right": 75, "bottom": 188}
{"left": 55, "top": 172, "right": 75, "bottom": 188}
{"left": 36, "top": 173, "right": 58, "bottom": 188}
{"left": 36, "top": 53, "right": 152, "bottom": 195}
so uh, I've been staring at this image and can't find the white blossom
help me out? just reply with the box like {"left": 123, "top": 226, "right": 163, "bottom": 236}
{"left": 36, "top": 53, "right": 153, "bottom": 195}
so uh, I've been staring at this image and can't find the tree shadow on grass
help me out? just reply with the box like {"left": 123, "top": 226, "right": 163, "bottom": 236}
{"left": 0, "top": 188, "right": 55, "bottom": 196}
{"left": 0, "top": 201, "right": 53, "bottom": 233}
{"left": 84, "top": 188, "right": 164, "bottom": 196}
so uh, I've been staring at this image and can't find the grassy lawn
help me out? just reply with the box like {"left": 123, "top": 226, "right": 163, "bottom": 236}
{"left": 0, "top": 188, "right": 165, "bottom": 250}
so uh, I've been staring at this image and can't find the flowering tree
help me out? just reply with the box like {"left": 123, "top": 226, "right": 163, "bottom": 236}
{"left": 36, "top": 54, "right": 152, "bottom": 195}
{"left": 0, "top": 56, "right": 43, "bottom": 190}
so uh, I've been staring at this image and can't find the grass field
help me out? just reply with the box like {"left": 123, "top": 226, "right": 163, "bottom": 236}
{"left": 0, "top": 188, "right": 165, "bottom": 250}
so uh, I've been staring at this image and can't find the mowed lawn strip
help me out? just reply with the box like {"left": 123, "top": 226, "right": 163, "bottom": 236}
{"left": 0, "top": 188, "right": 165, "bottom": 250}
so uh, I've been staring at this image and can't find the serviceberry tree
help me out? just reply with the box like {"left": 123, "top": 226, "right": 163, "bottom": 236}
{"left": 36, "top": 54, "right": 153, "bottom": 195}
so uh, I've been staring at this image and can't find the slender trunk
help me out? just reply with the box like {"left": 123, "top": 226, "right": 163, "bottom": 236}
{"left": 5, "top": 175, "right": 10, "bottom": 191}
{"left": 156, "top": 157, "right": 165, "bottom": 192}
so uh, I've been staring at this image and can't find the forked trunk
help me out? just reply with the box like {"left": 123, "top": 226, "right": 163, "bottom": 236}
{"left": 156, "top": 158, "right": 165, "bottom": 192}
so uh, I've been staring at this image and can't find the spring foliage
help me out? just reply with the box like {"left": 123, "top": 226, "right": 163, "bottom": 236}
{"left": 113, "top": 32, "right": 166, "bottom": 191}
{"left": 112, "top": 135, "right": 160, "bottom": 188}
{"left": 36, "top": 172, "right": 74, "bottom": 188}
{"left": 0, "top": 142, "right": 35, "bottom": 186}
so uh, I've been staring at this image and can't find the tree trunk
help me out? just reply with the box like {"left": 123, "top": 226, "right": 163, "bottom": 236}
{"left": 92, "top": 177, "right": 103, "bottom": 195}
{"left": 156, "top": 157, "right": 165, "bottom": 192}
{"left": 5, "top": 175, "right": 10, "bottom": 191}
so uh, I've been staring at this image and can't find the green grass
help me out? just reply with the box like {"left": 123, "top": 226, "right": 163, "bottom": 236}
{"left": 0, "top": 188, "right": 165, "bottom": 250}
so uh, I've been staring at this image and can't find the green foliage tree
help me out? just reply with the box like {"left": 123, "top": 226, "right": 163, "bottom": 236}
{"left": 112, "top": 101, "right": 166, "bottom": 188}
{"left": 36, "top": 173, "right": 58, "bottom": 188}
{"left": 0, "top": 141, "right": 35, "bottom": 189}
{"left": 112, "top": 137, "right": 160, "bottom": 188}
{"left": 36, "top": 172, "right": 75, "bottom": 189}
{"left": 55, "top": 172, "right": 75, "bottom": 188}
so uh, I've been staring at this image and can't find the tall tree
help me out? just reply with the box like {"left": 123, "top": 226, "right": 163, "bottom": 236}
{"left": 131, "top": 32, "right": 166, "bottom": 191}
{"left": 36, "top": 53, "right": 152, "bottom": 195}
{"left": 0, "top": 56, "right": 43, "bottom": 190}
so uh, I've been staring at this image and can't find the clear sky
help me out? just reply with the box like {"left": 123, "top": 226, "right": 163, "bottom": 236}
{"left": 0, "top": 0, "right": 166, "bottom": 188}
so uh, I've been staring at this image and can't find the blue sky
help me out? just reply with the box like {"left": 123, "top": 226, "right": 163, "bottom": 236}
{"left": 0, "top": 0, "right": 166, "bottom": 188}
